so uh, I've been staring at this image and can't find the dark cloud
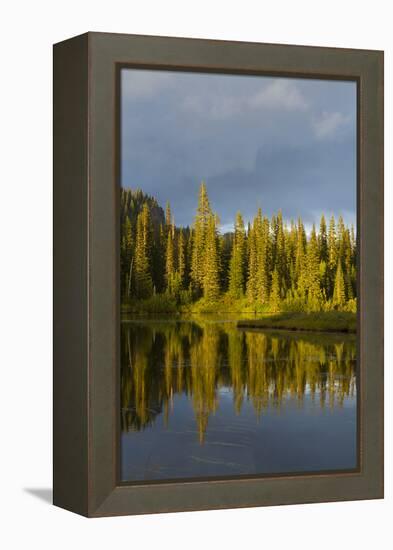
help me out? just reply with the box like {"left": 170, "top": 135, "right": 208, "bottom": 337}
{"left": 121, "top": 69, "right": 356, "bottom": 229}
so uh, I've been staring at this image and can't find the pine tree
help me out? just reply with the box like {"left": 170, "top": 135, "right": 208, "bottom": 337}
{"left": 275, "top": 210, "right": 287, "bottom": 287}
{"left": 203, "top": 214, "right": 220, "bottom": 302}
{"left": 246, "top": 221, "right": 258, "bottom": 303}
{"left": 228, "top": 212, "right": 246, "bottom": 298}
{"left": 191, "top": 182, "right": 212, "bottom": 293}
{"left": 256, "top": 214, "right": 270, "bottom": 305}
{"left": 178, "top": 229, "right": 185, "bottom": 289}
{"left": 333, "top": 261, "right": 346, "bottom": 307}
{"left": 134, "top": 205, "right": 153, "bottom": 298}
{"left": 307, "top": 225, "right": 322, "bottom": 311}
{"left": 121, "top": 216, "right": 133, "bottom": 298}
{"left": 328, "top": 215, "right": 338, "bottom": 298}
{"left": 286, "top": 219, "right": 297, "bottom": 295}
{"left": 165, "top": 230, "right": 175, "bottom": 292}
{"left": 270, "top": 268, "right": 281, "bottom": 313}
{"left": 165, "top": 201, "right": 172, "bottom": 227}
{"left": 319, "top": 214, "right": 328, "bottom": 263}
{"left": 295, "top": 218, "right": 307, "bottom": 300}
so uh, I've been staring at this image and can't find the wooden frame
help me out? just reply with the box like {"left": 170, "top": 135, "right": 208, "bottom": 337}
{"left": 53, "top": 32, "right": 384, "bottom": 517}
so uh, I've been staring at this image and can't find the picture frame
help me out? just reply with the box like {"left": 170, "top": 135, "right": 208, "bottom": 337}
{"left": 53, "top": 31, "right": 384, "bottom": 517}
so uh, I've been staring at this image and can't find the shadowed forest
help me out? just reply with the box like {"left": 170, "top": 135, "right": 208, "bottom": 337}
{"left": 120, "top": 182, "right": 356, "bottom": 315}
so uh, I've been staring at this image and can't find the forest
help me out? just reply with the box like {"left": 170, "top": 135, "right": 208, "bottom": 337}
{"left": 120, "top": 182, "right": 357, "bottom": 314}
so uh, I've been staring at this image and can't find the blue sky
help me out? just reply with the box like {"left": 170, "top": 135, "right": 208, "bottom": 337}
{"left": 121, "top": 69, "right": 356, "bottom": 232}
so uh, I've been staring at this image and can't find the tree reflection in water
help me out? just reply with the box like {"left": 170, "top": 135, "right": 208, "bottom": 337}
{"left": 121, "top": 319, "right": 356, "bottom": 444}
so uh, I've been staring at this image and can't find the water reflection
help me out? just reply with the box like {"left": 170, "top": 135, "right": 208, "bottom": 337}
{"left": 121, "top": 318, "right": 356, "bottom": 445}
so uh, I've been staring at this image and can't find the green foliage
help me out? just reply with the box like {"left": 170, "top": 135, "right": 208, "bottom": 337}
{"left": 120, "top": 182, "right": 357, "bottom": 316}
{"left": 203, "top": 214, "right": 220, "bottom": 302}
{"left": 269, "top": 268, "right": 281, "bottom": 313}
{"left": 134, "top": 204, "right": 153, "bottom": 299}
{"left": 333, "top": 261, "right": 346, "bottom": 307}
{"left": 191, "top": 181, "right": 212, "bottom": 293}
{"left": 228, "top": 212, "right": 246, "bottom": 298}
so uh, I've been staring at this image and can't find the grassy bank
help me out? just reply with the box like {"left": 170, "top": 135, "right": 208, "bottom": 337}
{"left": 121, "top": 295, "right": 274, "bottom": 316}
{"left": 237, "top": 311, "right": 356, "bottom": 333}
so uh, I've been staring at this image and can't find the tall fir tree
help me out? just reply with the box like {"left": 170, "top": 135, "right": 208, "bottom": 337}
{"left": 306, "top": 224, "right": 322, "bottom": 311}
{"left": 191, "top": 182, "right": 212, "bottom": 294}
{"left": 165, "top": 229, "right": 175, "bottom": 292}
{"left": 134, "top": 204, "right": 153, "bottom": 298}
{"left": 121, "top": 215, "right": 133, "bottom": 298}
{"left": 333, "top": 260, "right": 346, "bottom": 307}
{"left": 328, "top": 215, "right": 338, "bottom": 297}
{"left": 246, "top": 221, "right": 258, "bottom": 303}
{"left": 178, "top": 229, "right": 186, "bottom": 289}
{"left": 256, "top": 214, "right": 270, "bottom": 305}
{"left": 295, "top": 218, "right": 307, "bottom": 300}
{"left": 270, "top": 268, "right": 281, "bottom": 313}
{"left": 228, "top": 212, "right": 246, "bottom": 298}
{"left": 203, "top": 214, "right": 220, "bottom": 302}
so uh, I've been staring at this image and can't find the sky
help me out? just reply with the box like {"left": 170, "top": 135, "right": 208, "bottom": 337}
{"left": 121, "top": 69, "right": 357, "bottom": 232}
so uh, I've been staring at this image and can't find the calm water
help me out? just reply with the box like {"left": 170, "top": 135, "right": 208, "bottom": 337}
{"left": 120, "top": 317, "right": 357, "bottom": 482}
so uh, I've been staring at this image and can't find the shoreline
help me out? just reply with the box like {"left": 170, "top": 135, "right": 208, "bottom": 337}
{"left": 120, "top": 309, "right": 357, "bottom": 334}
{"left": 236, "top": 321, "right": 355, "bottom": 334}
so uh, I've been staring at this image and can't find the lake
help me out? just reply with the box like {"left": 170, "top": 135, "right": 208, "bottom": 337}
{"left": 120, "top": 316, "right": 357, "bottom": 482}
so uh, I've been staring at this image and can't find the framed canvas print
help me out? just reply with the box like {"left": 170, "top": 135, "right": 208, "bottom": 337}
{"left": 53, "top": 32, "right": 384, "bottom": 517}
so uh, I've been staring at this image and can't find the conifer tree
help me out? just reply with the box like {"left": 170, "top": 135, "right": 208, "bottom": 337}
{"left": 333, "top": 261, "right": 346, "bottom": 307}
{"left": 246, "top": 222, "right": 258, "bottom": 303}
{"left": 134, "top": 205, "right": 153, "bottom": 298}
{"left": 319, "top": 214, "right": 328, "bottom": 263}
{"left": 270, "top": 268, "right": 281, "bottom": 313}
{"left": 178, "top": 229, "right": 185, "bottom": 288}
{"left": 228, "top": 212, "right": 246, "bottom": 298}
{"left": 121, "top": 216, "right": 133, "bottom": 297}
{"left": 256, "top": 214, "right": 270, "bottom": 304}
{"left": 165, "top": 230, "right": 175, "bottom": 292}
{"left": 328, "top": 215, "right": 338, "bottom": 296}
{"left": 191, "top": 182, "right": 212, "bottom": 293}
{"left": 275, "top": 210, "right": 287, "bottom": 294}
{"left": 295, "top": 218, "right": 307, "bottom": 300}
{"left": 307, "top": 224, "right": 322, "bottom": 311}
{"left": 318, "top": 214, "right": 328, "bottom": 299}
{"left": 203, "top": 214, "right": 220, "bottom": 302}
{"left": 165, "top": 201, "right": 172, "bottom": 227}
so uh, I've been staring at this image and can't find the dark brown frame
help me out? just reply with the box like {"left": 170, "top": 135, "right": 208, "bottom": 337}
{"left": 53, "top": 32, "right": 384, "bottom": 517}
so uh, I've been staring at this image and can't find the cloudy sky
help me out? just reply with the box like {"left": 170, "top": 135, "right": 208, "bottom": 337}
{"left": 121, "top": 69, "right": 356, "bottom": 232}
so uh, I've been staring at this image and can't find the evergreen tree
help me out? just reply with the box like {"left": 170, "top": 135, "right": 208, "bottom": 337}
{"left": 228, "top": 212, "right": 246, "bottom": 298}
{"left": 319, "top": 214, "right": 328, "bottom": 263}
{"left": 270, "top": 268, "right": 281, "bottom": 313}
{"left": 165, "top": 201, "right": 172, "bottom": 227}
{"left": 165, "top": 230, "right": 175, "bottom": 292}
{"left": 178, "top": 229, "right": 186, "bottom": 288}
{"left": 203, "top": 214, "right": 220, "bottom": 302}
{"left": 191, "top": 182, "right": 212, "bottom": 293}
{"left": 327, "top": 215, "right": 338, "bottom": 298}
{"left": 246, "top": 221, "right": 258, "bottom": 303}
{"left": 256, "top": 214, "right": 270, "bottom": 305}
{"left": 318, "top": 214, "right": 328, "bottom": 300}
{"left": 121, "top": 216, "right": 133, "bottom": 298}
{"left": 333, "top": 261, "right": 346, "bottom": 307}
{"left": 307, "top": 224, "right": 322, "bottom": 311}
{"left": 134, "top": 205, "right": 153, "bottom": 298}
{"left": 295, "top": 218, "right": 307, "bottom": 300}
{"left": 275, "top": 210, "right": 287, "bottom": 294}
